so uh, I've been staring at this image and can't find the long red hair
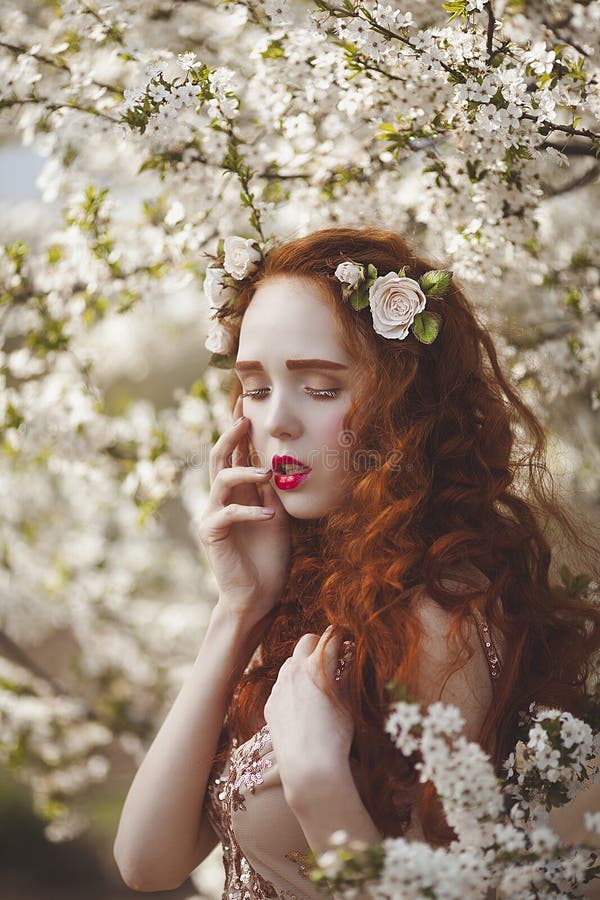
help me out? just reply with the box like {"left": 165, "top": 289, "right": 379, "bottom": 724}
{"left": 210, "top": 226, "right": 600, "bottom": 843}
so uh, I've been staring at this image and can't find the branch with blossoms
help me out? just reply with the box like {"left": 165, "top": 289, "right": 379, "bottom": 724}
{"left": 311, "top": 0, "right": 600, "bottom": 150}
{"left": 302, "top": 685, "right": 600, "bottom": 899}
{"left": 120, "top": 53, "right": 271, "bottom": 243}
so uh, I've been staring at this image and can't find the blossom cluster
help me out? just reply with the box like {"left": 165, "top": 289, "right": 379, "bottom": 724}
{"left": 306, "top": 697, "right": 600, "bottom": 899}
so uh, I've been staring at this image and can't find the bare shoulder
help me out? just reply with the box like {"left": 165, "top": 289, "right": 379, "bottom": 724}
{"left": 410, "top": 588, "right": 494, "bottom": 744}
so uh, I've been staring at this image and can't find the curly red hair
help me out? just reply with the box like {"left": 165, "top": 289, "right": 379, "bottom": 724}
{"left": 210, "top": 226, "right": 600, "bottom": 844}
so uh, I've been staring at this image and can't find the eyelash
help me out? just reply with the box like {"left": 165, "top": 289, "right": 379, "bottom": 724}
{"left": 240, "top": 388, "right": 340, "bottom": 401}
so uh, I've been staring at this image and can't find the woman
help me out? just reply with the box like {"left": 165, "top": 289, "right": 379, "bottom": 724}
{"left": 113, "top": 226, "right": 600, "bottom": 898}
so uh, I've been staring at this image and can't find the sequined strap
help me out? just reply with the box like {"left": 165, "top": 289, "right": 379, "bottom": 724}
{"left": 334, "top": 639, "right": 355, "bottom": 681}
{"left": 471, "top": 610, "right": 502, "bottom": 682}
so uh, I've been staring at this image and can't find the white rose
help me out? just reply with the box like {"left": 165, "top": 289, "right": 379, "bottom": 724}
{"left": 204, "top": 318, "right": 237, "bottom": 355}
{"left": 334, "top": 261, "right": 364, "bottom": 289}
{"left": 368, "top": 273, "right": 427, "bottom": 340}
{"left": 223, "top": 235, "right": 262, "bottom": 280}
{"left": 204, "top": 266, "right": 236, "bottom": 309}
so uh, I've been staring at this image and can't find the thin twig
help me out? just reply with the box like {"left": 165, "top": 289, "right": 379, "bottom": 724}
{"left": 540, "top": 161, "right": 600, "bottom": 197}
{"left": 0, "top": 629, "right": 84, "bottom": 705}
{"left": 484, "top": 1, "right": 496, "bottom": 63}
{"left": 541, "top": 140, "right": 600, "bottom": 158}
{"left": 80, "top": 2, "right": 126, "bottom": 46}
{"left": 522, "top": 113, "right": 600, "bottom": 142}
{"left": 0, "top": 39, "right": 122, "bottom": 96}
{"left": 0, "top": 96, "right": 120, "bottom": 123}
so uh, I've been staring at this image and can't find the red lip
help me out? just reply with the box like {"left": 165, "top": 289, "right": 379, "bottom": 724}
{"left": 271, "top": 454, "right": 312, "bottom": 473}
{"left": 274, "top": 470, "right": 311, "bottom": 491}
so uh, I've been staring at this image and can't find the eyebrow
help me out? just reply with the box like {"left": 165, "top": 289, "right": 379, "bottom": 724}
{"left": 234, "top": 358, "right": 349, "bottom": 373}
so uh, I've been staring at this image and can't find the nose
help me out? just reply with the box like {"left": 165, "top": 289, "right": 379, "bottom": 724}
{"left": 263, "top": 389, "right": 303, "bottom": 441}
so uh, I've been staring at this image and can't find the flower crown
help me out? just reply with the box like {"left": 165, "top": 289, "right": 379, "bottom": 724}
{"left": 203, "top": 235, "right": 453, "bottom": 368}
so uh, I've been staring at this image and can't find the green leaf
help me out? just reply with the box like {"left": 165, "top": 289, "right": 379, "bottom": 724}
{"left": 419, "top": 269, "right": 453, "bottom": 297}
{"left": 412, "top": 310, "right": 441, "bottom": 344}
{"left": 572, "top": 573, "right": 592, "bottom": 593}
{"left": 189, "top": 379, "right": 209, "bottom": 401}
{"left": 209, "top": 352, "right": 236, "bottom": 369}
{"left": 138, "top": 156, "right": 164, "bottom": 174}
{"left": 261, "top": 39, "right": 285, "bottom": 59}
{"left": 47, "top": 245, "right": 62, "bottom": 264}
{"left": 136, "top": 498, "right": 161, "bottom": 528}
{"left": 349, "top": 286, "right": 370, "bottom": 311}
{"left": 385, "top": 680, "right": 421, "bottom": 705}
{"left": 564, "top": 288, "right": 582, "bottom": 319}
{"left": 442, "top": 0, "right": 468, "bottom": 22}
{"left": 559, "top": 563, "right": 574, "bottom": 587}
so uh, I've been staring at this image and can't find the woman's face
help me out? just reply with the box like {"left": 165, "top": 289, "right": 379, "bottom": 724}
{"left": 235, "top": 274, "right": 357, "bottom": 520}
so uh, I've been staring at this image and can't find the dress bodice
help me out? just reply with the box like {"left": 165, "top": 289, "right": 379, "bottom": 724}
{"left": 205, "top": 720, "right": 323, "bottom": 899}
{"left": 204, "top": 601, "right": 503, "bottom": 899}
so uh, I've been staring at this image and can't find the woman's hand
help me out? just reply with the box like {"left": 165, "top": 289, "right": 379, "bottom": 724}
{"left": 264, "top": 625, "right": 355, "bottom": 806}
{"left": 198, "top": 394, "right": 292, "bottom": 630}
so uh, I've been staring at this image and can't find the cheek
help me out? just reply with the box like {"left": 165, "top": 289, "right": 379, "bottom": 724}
{"left": 323, "top": 406, "right": 352, "bottom": 444}
{"left": 317, "top": 410, "right": 353, "bottom": 474}
{"left": 324, "top": 414, "right": 347, "bottom": 447}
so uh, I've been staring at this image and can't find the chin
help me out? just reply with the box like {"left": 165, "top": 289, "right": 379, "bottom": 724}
{"left": 277, "top": 498, "right": 320, "bottom": 520}
{"left": 277, "top": 491, "right": 336, "bottom": 521}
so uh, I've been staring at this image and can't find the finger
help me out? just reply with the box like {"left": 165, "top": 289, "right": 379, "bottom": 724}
{"left": 232, "top": 432, "right": 245, "bottom": 467}
{"left": 208, "top": 397, "right": 248, "bottom": 479}
{"left": 210, "top": 466, "right": 272, "bottom": 507}
{"left": 231, "top": 395, "right": 244, "bottom": 461}
{"left": 292, "top": 633, "right": 320, "bottom": 657}
{"left": 232, "top": 393, "right": 243, "bottom": 420}
{"left": 235, "top": 425, "right": 249, "bottom": 467}
{"left": 210, "top": 421, "right": 249, "bottom": 479}
{"left": 246, "top": 432, "right": 262, "bottom": 469}
{"left": 198, "top": 501, "right": 276, "bottom": 544}
{"left": 312, "top": 623, "right": 336, "bottom": 653}
{"left": 313, "top": 625, "right": 343, "bottom": 677}
{"left": 261, "top": 477, "right": 286, "bottom": 513}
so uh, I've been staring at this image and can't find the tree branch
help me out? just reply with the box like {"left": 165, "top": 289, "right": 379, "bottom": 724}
{"left": 540, "top": 161, "right": 600, "bottom": 197}
{"left": 484, "top": 1, "right": 496, "bottom": 63}
{"left": 524, "top": 113, "right": 600, "bottom": 143}
{"left": 0, "top": 96, "right": 120, "bottom": 123}
{"left": 0, "top": 39, "right": 122, "bottom": 96}
{"left": 542, "top": 18, "right": 592, "bottom": 58}
{"left": 541, "top": 140, "right": 600, "bottom": 158}
{"left": 0, "top": 628, "right": 92, "bottom": 711}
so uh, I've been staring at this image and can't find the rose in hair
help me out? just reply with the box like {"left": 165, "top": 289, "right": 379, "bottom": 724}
{"left": 223, "top": 236, "right": 262, "bottom": 280}
{"left": 334, "top": 261, "right": 365, "bottom": 291}
{"left": 368, "top": 273, "right": 427, "bottom": 341}
{"left": 204, "top": 265, "right": 237, "bottom": 310}
{"left": 204, "top": 317, "right": 237, "bottom": 355}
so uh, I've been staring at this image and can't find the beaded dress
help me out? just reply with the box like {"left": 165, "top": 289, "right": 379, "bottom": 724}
{"left": 204, "top": 573, "right": 503, "bottom": 900}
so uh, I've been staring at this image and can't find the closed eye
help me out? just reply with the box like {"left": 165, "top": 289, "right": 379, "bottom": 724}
{"left": 240, "top": 388, "right": 340, "bottom": 400}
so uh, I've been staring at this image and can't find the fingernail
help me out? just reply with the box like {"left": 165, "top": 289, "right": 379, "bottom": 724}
{"left": 233, "top": 415, "right": 246, "bottom": 426}
{"left": 256, "top": 466, "right": 270, "bottom": 474}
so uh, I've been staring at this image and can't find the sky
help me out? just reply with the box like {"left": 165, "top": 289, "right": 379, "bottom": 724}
{"left": 0, "top": 145, "right": 44, "bottom": 201}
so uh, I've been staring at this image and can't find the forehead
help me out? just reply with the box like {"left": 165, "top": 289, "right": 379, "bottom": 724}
{"left": 237, "top": 275, "right": 351, "bottom": 363}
